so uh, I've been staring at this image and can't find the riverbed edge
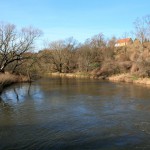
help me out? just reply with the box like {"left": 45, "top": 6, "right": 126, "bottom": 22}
{"left": 1, "top": 72, "right": 150, "bottom": 95}
{"left": 0, "top": 73, "right": 31, "bottom": 94}
{"left": 49, "top": 72, "right": 150, "bottom": 86}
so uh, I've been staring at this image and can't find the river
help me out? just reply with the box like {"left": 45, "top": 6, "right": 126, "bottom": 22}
{"left": 0, "top": 77, "right": 150, "bottom": 150}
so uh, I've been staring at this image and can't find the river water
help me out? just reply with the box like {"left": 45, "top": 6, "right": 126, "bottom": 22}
{"left": 0, "top": 77, "right": 150, "bottom": 150}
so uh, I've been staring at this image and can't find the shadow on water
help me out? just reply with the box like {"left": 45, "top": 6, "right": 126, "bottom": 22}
{"left": 0, "top": 77, "right": 150, "bottom": 150}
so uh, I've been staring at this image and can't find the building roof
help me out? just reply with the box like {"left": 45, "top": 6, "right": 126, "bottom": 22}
{"left": 116, "top": 38, "right": 131, "bottom": 43}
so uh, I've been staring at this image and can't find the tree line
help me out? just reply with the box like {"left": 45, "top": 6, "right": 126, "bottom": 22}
{"left": 1, "top": 15, "right": 150, "bottom": 79}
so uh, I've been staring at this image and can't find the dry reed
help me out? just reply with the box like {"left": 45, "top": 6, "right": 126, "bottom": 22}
{"left": 0, "top": 72, "right": 30, "bottom": 94}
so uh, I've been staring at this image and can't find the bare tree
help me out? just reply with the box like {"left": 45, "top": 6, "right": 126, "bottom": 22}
{"left": 0, "top": 23, "right": 42, "bottom": 73}
{"left": 133, "top": 15, "right": 150, "bottom": 43}
{"left": 77, "top": 45, "right": 94, "bottom": 72}
{"left": 46, "top": 38, "right": 77, "bottom": 73}
{"left": 107, "top": 36, "right": 117, "bottom": 48}
{"left": 90, "top": 33, "right": 106, "bottom": 49}
{"left": 48, "top": 40, "right": 65, "bottom": 73}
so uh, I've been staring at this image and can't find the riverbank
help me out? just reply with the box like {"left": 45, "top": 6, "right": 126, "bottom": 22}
{"left": 49, "top": 72, "right": 90, "bottom": 79}
{"left": 108, "top": 73, "right": 150, "bottom": 86}
{"left": 49, "top": 72, "right": 106, "bottom": 79}
{"left": 0, "top": 73, "right": 30, "bottom": 94}
{"left": 49, "top": 72, "right": 150, "bottom": 86}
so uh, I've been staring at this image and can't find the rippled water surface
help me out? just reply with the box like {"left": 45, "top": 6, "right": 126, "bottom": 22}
{"left": 0, "top": 77, "right": 150, "bottom": 150}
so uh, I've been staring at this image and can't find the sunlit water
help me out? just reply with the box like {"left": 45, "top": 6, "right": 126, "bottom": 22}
{"left": 0, "top": 77, "right": 150, "bottom": 150}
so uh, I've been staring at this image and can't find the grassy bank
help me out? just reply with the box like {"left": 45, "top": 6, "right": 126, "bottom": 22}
{"left": 0, "top": 73, "right": 30, "bottom": 94}
{"left": 49, "top": 72, "right": 150, "bottom": 86}
{"left": 49, "top": 72, "right": 90, "bottom": 78}
{"left": 108, "top": 73, "right": 150, "bottom": 86}
{"left": 49, "top": 72, "right": 104, "bottom": 79}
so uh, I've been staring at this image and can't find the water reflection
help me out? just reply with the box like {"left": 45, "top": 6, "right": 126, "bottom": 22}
{"left": 0, "top": 78, "right": 150, "bottom": 150}
{"left": 0, "top": 96, "right": 13, "bottom": 112}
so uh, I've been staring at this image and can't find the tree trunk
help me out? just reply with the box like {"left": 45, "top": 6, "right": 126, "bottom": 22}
{"left": 0, "top": 67, "right": 5, "bottom": 73}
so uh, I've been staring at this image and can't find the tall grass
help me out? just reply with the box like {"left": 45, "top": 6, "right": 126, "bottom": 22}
{"left": 108, "top": 73, "right": 150, "bottom": 85}
{"left": 0, "top": 73, "right": 29, "bottom": 94}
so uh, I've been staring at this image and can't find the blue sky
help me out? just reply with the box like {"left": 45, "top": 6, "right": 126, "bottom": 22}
{"left": 0, "top": 0, "right": 150, "bottom": 49}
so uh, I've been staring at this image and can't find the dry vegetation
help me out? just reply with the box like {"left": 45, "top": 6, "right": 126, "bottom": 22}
{"left": 0, "top": 72, "right": 29, "bottom": 93}
{"left": 0, "top": 23, "right": 42, "bottom": 94}
{"left": 108, "top": 73, "right": 150, "bottom": 85}
{"left": 1, "top": 15, "right": 150, "bottom": 93}
{"left": 39, "top": 37, "right": 150, "bottom": 81}
{"left": 37, "top": 15, "right": 150, "bottom": 86}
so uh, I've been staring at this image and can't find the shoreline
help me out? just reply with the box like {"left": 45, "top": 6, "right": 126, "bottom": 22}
{"left": 108, "top": 73, "right": 150, "bottom": 86}
{"left": 0, "top": 73, "right": 30, "bottom": 95}
{"left": 49, "top": 72, "right": 150, "bottom": 86}
{"left": 49, "top": 72, "right": 105, "bottom": 79}
{"left": 1, "top": 72, "right": 150, "bottom": 95}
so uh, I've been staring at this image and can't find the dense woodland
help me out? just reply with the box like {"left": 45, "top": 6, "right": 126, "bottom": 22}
{"left": 1, "top": 15, "right": 150, "bottom": 79}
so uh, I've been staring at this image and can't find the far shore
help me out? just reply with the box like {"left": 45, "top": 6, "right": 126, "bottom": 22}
{"left": 49, "top": 72, "right": 106, "bottom": 79}
{"left": 1, "top": 72, "right": 150, "bottom": 95}
{"left": 108, "top": 73, "right": 150, "bottom": 86}
{"left": 49, "top": 72, "right": 150, "bottom": 86}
